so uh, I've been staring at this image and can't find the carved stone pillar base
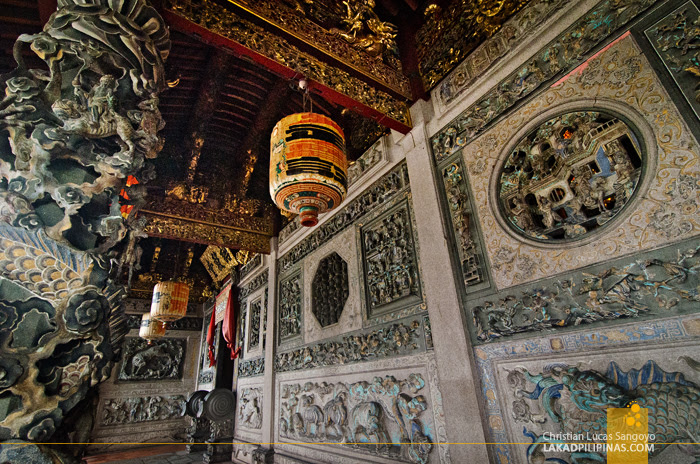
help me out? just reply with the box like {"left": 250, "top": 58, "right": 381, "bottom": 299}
{"left": 203, "top": 441, "right": 232, "bottom": 464}
{"left": 252, "top": 446, "right": 274, "bottom": 464}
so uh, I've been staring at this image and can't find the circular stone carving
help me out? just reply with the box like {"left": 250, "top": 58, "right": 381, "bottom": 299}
{"left": 186, "top": 390, "right": 209, "bottom": 417}
{"left": 312, "top": 252, "right": 349, "bottom": 327}
{"left": 497, "top": 110, "right": 644, "bottom": 242}
{"left": 203, "top": 388, "right": 236, "bottom": 422}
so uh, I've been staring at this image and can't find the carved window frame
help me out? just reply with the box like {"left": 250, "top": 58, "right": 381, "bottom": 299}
{"left": 489, "top": 99, "right": 658, "bottom": 248}
{"left": 311, "top": 251, "right": 349, "bottom": 329}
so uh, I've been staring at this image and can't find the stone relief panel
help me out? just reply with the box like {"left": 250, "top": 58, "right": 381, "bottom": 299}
{"left": 239, "top": 269, "right": 269, "bottom": 301}
{"left": 100, "top": 395, "right": 185, "bottom": 426}
{"left": 278, "top": 162, "right": 410, "bottom": 269}
{"left": 275, "top": 318, "right": 427, "bottom": 373}
{"left": 237, "top": 387, "right": 263, "bottom": 430}
{"left": 238, "top": 357, "right": 265, "bottom": 378}
{"left": 118, "top": 338, "right": 186, "bottom": 381}
{"left": 646, "top": 2, "right": 700, "bottom": 120}
{"left": 441, "top": 157, "right": 489, "bottom": 291}
{"left": 312, "top": 252, "right": 349, "bottom": 328}
{"left": 474, "top": 313, "right": 700, "bottom": 463}
{"left": 455, "top": 36, "right": 699, "bottom": 289}
{"left": 472, "top": 240, "right": 700, "bottom": 343}
{"left": 278, "top": 374, "right": 434, "bottom": 464}
{"left": 248, "top": 298, "right": 262, "bottom": 349}
{"left": 347, "top": 137, "right": 389, "bottom": 187}
{"left": 491, "top": 336, "right": 700, "bottom": 464}
{"left": 497, "top": 111, "right": 644, "bottom": 241}
{"left": 198, "top": 307, "right": 218, "bottom": 388}
{"left": 361, "top": 201, "right": 422, "bottom": 316}
{"left": 279, "top": 272, "right": 302, "bottom": 341}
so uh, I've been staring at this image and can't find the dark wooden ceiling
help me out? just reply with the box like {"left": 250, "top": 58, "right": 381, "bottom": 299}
{"left": 1, "top": 0, "right": 529, "bottom": 300}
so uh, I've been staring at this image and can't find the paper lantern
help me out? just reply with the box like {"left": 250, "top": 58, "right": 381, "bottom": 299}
{"left": 270, "top": 112, "right": 347, "bottom": 227}
{"left": 150, "top": 281, "right": 190, "bottom": 322}
{"left": 139, "top": 313, "right": 165, "bottom": 341}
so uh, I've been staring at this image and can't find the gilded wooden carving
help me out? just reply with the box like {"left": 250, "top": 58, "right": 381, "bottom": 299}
{"left": 164, "top": 0, "right": 411, "bottom": 130}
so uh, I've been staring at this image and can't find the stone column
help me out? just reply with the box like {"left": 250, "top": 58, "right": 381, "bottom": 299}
{"left": 402, "top": 100, "right": 490, "bottom": 463}
{"left": 260, "top": 238, "right": 278, "bottom": 459}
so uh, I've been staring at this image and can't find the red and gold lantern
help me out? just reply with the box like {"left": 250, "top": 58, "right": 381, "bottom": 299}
{"left": 139, "top": 313, "right": 165, "bottom": 341}
{"left": 270, "top": 112, "right": 348, "bottom": 227}
{"left": 150, "top": 281, "right": 190, "bottom": 322}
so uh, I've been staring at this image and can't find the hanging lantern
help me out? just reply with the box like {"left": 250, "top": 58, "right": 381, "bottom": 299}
{"left": 270, "top": 112, "right": 348, "bottom": 227}
{"left": 139, "top": 313, "right": 166, "bottom": 341}
{"left": 150, "top": 281, "right": 190, "bottom": 322}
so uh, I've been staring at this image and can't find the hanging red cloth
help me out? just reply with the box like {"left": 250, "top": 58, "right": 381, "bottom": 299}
{"left": 206, "top": 309, "right": 216, "bottom": 367}
{"left": 222, "top": 284, "right": 241, "bottom": 360}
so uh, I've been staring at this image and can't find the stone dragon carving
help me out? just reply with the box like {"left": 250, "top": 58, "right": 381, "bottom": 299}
{"left": 0, "top": 0, "right": 169, "bottom": 447}
{"left": 511, "top": 361, "right": 700, "bottom": 463}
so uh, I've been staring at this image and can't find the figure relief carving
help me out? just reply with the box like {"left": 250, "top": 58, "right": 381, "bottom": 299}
{"left": 498, "top": 111, "right": 643, "bottom": 241}
{"left": 362, "top": 204, "right": 421, "bottom": 315}
{"left": 330, "top": 0, "right": 398, "bottom": 59}
{"left": 237, "top": 387, "right": 263, "bottom": 430}
{"left": 118, "top": 338, "right": 186, "bottom": 381}
{"left": 279, "top": 273, "right": 302, "bottom": 340}
{"left": 279, "top": 374, "right": 433, "bottom": 463}
{"left": 312, "top": 253, "right": 349, "bottom": 327}
{"left": 248, "top": 299, "right": 262, "bottom": 348}
{"left": 101, "top": 395, "right": 185, "bottom": 426}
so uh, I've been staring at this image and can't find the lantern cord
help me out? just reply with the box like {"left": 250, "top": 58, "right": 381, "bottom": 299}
{"left": 302, "top": 85, "right": 313, "bottom": 113}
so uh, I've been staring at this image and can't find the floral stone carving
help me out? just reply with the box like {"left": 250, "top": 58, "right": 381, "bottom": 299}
{"left": 118, "top": 338, "right": 186, "bottom": 381}
{"left": 0, "top": 0, "right": 169, "bottom": 442}
{"left": 280, "top": 374, "right": 433, "bottom": 463}
{"left": 498, "top": 111, "right": 643, "bottom": 241}
{"left": 312, "top": 252, "right": 349, "bottom": 327}
{"left": 512, "top": 360, "right": 700, "bottom": 463}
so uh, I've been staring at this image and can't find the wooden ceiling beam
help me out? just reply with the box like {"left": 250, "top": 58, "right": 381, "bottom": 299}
{"left": 234, "top": 78, "right": 291, "bottom": 198}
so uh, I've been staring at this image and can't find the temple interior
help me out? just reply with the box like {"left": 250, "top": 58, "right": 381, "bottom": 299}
{"left": 1, "top": 0, "right": 699, "bottom": 463}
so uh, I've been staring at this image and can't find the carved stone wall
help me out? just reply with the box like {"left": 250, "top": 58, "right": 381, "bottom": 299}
{"left": 438, "top": 35, "right": 698, "bottom": 291}
{"left": 248, "top": 299, "right": 262, "bottom": 349}
{"left": 118, "top": 338, "right": 186, "bottom": 381}
{"left": 90, "top": 325, "right": 199, "bottom": 452}
{"left": 274, "top": 354, "right": 448, "bottom": 464}
{"left": 237, "top": 387, "right": 263, "bottom": 430}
